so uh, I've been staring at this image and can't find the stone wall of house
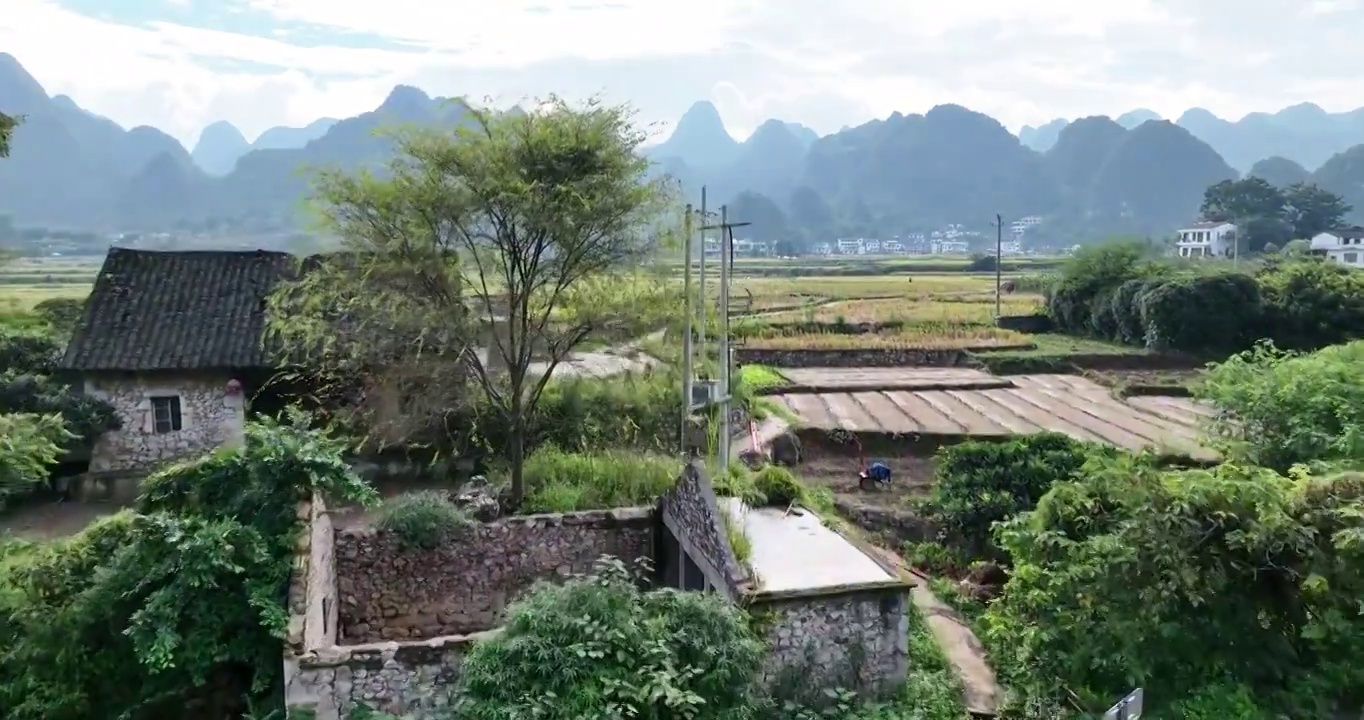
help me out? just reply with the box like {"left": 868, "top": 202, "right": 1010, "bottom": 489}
{"left": 755, "top": 588, "right": 912, "bottom": 697}
{"left": 85, "top": 374, "right": 246, "bottom": 473}
{"left": 659, "top": 462, "right": 747, "bottom": 597}
{"left": 336, "top": 508, "right": 654, "bottom": 644}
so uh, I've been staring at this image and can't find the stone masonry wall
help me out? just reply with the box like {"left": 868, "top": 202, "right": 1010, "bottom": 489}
{"left": 660, "top": 462, "right": 747, "bottom": 597}
{"left": 287, "top": 632, "right": 484, "bottom": 720}
{"left": 755, "top": 588, "right": 912, "bottom": 697}
{"left": 336, "top": 507, "right": 654, "bottom": 644}
{"left": 85, "top": 373, "right": 246, "bottom": 473}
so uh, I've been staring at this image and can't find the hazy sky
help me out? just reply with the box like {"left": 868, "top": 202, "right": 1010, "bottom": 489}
{"left": 2, "top": 0, "right": 1361, "bottom": 148}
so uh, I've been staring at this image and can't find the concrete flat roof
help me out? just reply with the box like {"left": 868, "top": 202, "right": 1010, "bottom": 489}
{"left": 719, "top": 497, "right": 904, "bottom": 597}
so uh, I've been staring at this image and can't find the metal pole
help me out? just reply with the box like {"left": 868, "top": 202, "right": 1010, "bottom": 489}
{"left": 995, "top": 213, "right": 1003, "bottom": 319}
{"left": 718, "top": 205, "right": 732, "bottom": 472}
{"left": 681, "top": 203, "right": 694, "bottom": 456}
{"left": 697, "top": 187, "right": 707, "bottom": 356}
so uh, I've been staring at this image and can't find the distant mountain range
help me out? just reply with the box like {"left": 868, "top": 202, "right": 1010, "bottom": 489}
{"left": 191, "top": 117, "right": 339, "bottom": 176}
{"left": 1019, "top": 105, "right": 1364, "bottom": 172}
{"left": 4, "top": 51, "right": 1364, "bottom": 243}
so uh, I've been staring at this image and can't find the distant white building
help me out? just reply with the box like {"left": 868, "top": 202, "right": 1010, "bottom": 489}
{"left": 933, "top": 240, "right": 970, "bottom": 254}
{"left": 836, "top": 238, "right": 865, "bottom": 255}
{"left": 1011, "top": 216, "right": 1043, "bottom": 236}
{"left": 1176, "top": 221, "right": 1237, "bottom": 258}
{"left": 1310, "top": 227, "right": 1364, "bottom": 268}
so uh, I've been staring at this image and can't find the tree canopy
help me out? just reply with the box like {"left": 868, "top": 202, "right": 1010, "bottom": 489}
{"left": 0, "top": 112, "right": 16, "bottom": 158}
{"left": 1200, "top": 177, "right": 1351, "bottom": 251}
{"left": 270, "top": 96, "right": 678, "bottom": 508}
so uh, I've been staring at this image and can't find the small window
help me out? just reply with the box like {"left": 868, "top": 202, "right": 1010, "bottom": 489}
{"left": 150, "top": 396, "right": 182, "bottom": 434}
{"left": 1345, "top": 253, "right": 1358, "bottom": 265}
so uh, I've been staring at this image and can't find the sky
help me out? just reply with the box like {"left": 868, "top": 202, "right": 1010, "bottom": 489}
{"left": 2, "top": 0, "right": 1362, "bottom": 149}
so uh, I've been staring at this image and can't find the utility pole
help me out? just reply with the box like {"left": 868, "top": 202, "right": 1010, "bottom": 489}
{"left": 681, "top": 203, "right": 694, "bottom": 456}
{"left": 700, "top": 205, "right": 751, "bottom": 472}
{"left": 994, "top": 213, "right": 1004, "bottom": 319}
{"left": 697, "top": 187, "right": 708, "bottom": 352}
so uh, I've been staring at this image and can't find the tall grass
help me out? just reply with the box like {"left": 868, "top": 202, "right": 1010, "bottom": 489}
{"left": 519, "top": 446, "right": 680, "bottom": 514}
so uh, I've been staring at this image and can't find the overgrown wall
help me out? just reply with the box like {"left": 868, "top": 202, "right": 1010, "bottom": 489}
{"left": 335, "top": 507, "right": 654, "bottom": 643}
{"left": 754, "top": 588, "right": 912, "bottom": 697}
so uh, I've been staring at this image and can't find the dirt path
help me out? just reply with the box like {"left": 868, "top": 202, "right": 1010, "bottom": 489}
{"left": 909, "top": 572, "right": 1001, "bottom": 716}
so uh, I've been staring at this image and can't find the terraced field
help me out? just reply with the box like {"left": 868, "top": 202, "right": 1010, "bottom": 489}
{"left": 771, "top": 373, "right": 1214, "bottom": 459}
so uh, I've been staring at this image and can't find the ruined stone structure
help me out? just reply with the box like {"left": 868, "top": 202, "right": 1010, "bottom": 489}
{"left": 336, "top": 508, "right": 654, "bottom": 643}
{"left": 284, "top": 461, "right": 917, "bottom": 719}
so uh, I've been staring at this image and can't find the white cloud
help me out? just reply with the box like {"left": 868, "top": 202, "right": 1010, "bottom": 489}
{"left": 1, "top": 0, "right": 1363, "bottom": 150}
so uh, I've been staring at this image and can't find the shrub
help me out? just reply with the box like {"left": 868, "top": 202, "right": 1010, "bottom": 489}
{"left": 456, "top": 557, "right": 764, "bottom": 720}
{"left": 1196, "top": 340, "right": 1364, "bottom": 471}
{"left": 1107, "top": 276, "right": 1160, "bottom": 346}
{"left": 0, "top": 415, "right": 378, "bottom": 720}
{"left": 1256, "top": 258, "right": 1364, "bottom": 350}
{"left": 925, "top": 433, "right": 1094, "bottom": 561}
{"left": 376, "top": 491, "right": 474, "bottom": 549}
{"left": 0, "top": 412, "right": 70, "bottom": 510}
{"left": 1137, "top": 272, "right": 1262, "bottom": 353}
{"left": 752, "top": 465, "right": 805, "bottom": 507}
{"left": 518, "top": 446, "right": 678, "bottom": 513}
{"left": 984, "top": 458, "right": 1364, "bottom": 716}
{"left": 1045, "top": 241, "right": 1158, "bottom": 334}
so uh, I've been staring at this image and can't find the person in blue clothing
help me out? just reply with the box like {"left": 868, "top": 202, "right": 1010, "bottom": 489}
{"left": 859, "top": 460, "right": 892, "bottom": 487}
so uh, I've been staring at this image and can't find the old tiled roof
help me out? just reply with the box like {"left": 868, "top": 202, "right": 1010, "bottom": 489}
{"left": 60, "top": 248, "right": 298, "bottom": 372}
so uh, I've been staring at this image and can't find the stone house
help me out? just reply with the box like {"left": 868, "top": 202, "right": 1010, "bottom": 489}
{"left": 58, "top": 248, "right": 296, "bottom": 493}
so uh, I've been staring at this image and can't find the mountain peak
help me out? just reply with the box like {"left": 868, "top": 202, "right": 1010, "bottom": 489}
{"left": 0, "top": 52, "right": 50, "bottom": 114}
{"left": 380, "top": 85, "right": 432, "bottom": 115}
{"left": 651, "top": 100, "right": 738, "bottom": 167}
{"left": 191, "top": 121, "right": 250, "bottom": 176}
{"left": 1115, "top": 109, "right": 1161, "bottom": 129}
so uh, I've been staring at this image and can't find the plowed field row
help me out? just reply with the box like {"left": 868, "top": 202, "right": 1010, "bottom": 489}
{"left": 773, "top": 374, "right": 1215, "bottom": 458}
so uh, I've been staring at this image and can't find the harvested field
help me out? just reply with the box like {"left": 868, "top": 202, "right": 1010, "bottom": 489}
{"left": 740, "top": 326, "right": 1031, "bottom": 350}
{"left": 777, "top": 367, "right": 1011, "bottom": 393}
{"left": 772, "top": 374, "right": 1215, "bottom": 459}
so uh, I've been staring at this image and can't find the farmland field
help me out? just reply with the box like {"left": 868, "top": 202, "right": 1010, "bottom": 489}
{"left": 0, "top": 257, "right": 100, "bottom": 315}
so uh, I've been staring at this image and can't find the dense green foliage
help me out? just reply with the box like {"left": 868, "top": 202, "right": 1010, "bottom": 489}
{"left": 0, "top": 417, "right": 377, "bottom": 720}
{"left": 923, "top": 434, "right": 1095, "bottom": 561}
{"left": 0, "top": 327, "right": 117, "bottom": 506}
{"left": 1200, "top": 177, "right": 1350, "bottom": 249}
{"left": 457, "top": 557, "right": 764, "bottom": 720}
{"left": 1046, "top": 242, "right": 1364, "bottom": 354}
{"left": 985, "top": 458, "right": 1364, "bottom": 717}
{"left": 1197, "top": 340, "right": 1364, "bottom": 472}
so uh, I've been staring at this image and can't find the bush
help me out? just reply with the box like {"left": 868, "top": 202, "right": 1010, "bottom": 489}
{"left": 456, "top": 557, "right": 764, "bottom": 720}
{"left": 376, "top": 491, "right": 474, "bottom": 549}
{"left": 1256, "top": 258, "right": 1364, "bottom": 350}
{"left": 0, "top": 412, "right": 70, "bottom": 510}
{"left": 0, "top": 415, "right": 377, "bottom": 720}
{"left": 518, "top": 446, "right": 679, "bottom": 513}
{"left": 1045, "top": 241, "right": 1159, "bottom": 335}
{"left": 984, "top": 458, "right": 1364, "bottom": 716}
{"left": 1196, "top": 340, "right": 1364, "bottom": 471}
{"left": 1137, "top": 272, "right": 1262, "bottom": 353}
{"left": 925, "top": 434, "right": 1094, "bottom": 561}
{"left": 752, "top": 465, "right": 805, "bottom": 507}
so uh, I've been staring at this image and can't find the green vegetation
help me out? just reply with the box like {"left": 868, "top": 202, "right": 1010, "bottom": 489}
{"left": 0, "top": 416, "right": 378, "bottom": 720}
{"left": 519, "top": 446, "right": 678, "bottom": 514}
{"left": 268, "top": 97, "right": 677, "bottom": 510}
{"left": 904, "top": 340, "right": 1364, "bottom": 718}
{"left": 376, "top": 491, "right": 474, "bottom": 550}
{"left": 1044, "top": 240, "right": 1364, "bottom": 356}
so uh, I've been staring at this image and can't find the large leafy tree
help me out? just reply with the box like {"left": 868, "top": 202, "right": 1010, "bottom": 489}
{"left": 1200, "top": 177, "right": 1286, "bottom": 223}
{"left": 1283, "top": 182, "right": 1351, "bottom": 238}
{"left": 270, "top": 97, "right": 676, "bottom": 508}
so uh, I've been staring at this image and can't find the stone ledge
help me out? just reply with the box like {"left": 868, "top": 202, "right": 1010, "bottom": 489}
{"left": 293, "top": 628, "right": 501, "bottom": 670}
{"left": 735, "top": 347, "right": 1030, "bottom": 368}
{"left": 336, "top": 505, "right": 654, "bottom": 539}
